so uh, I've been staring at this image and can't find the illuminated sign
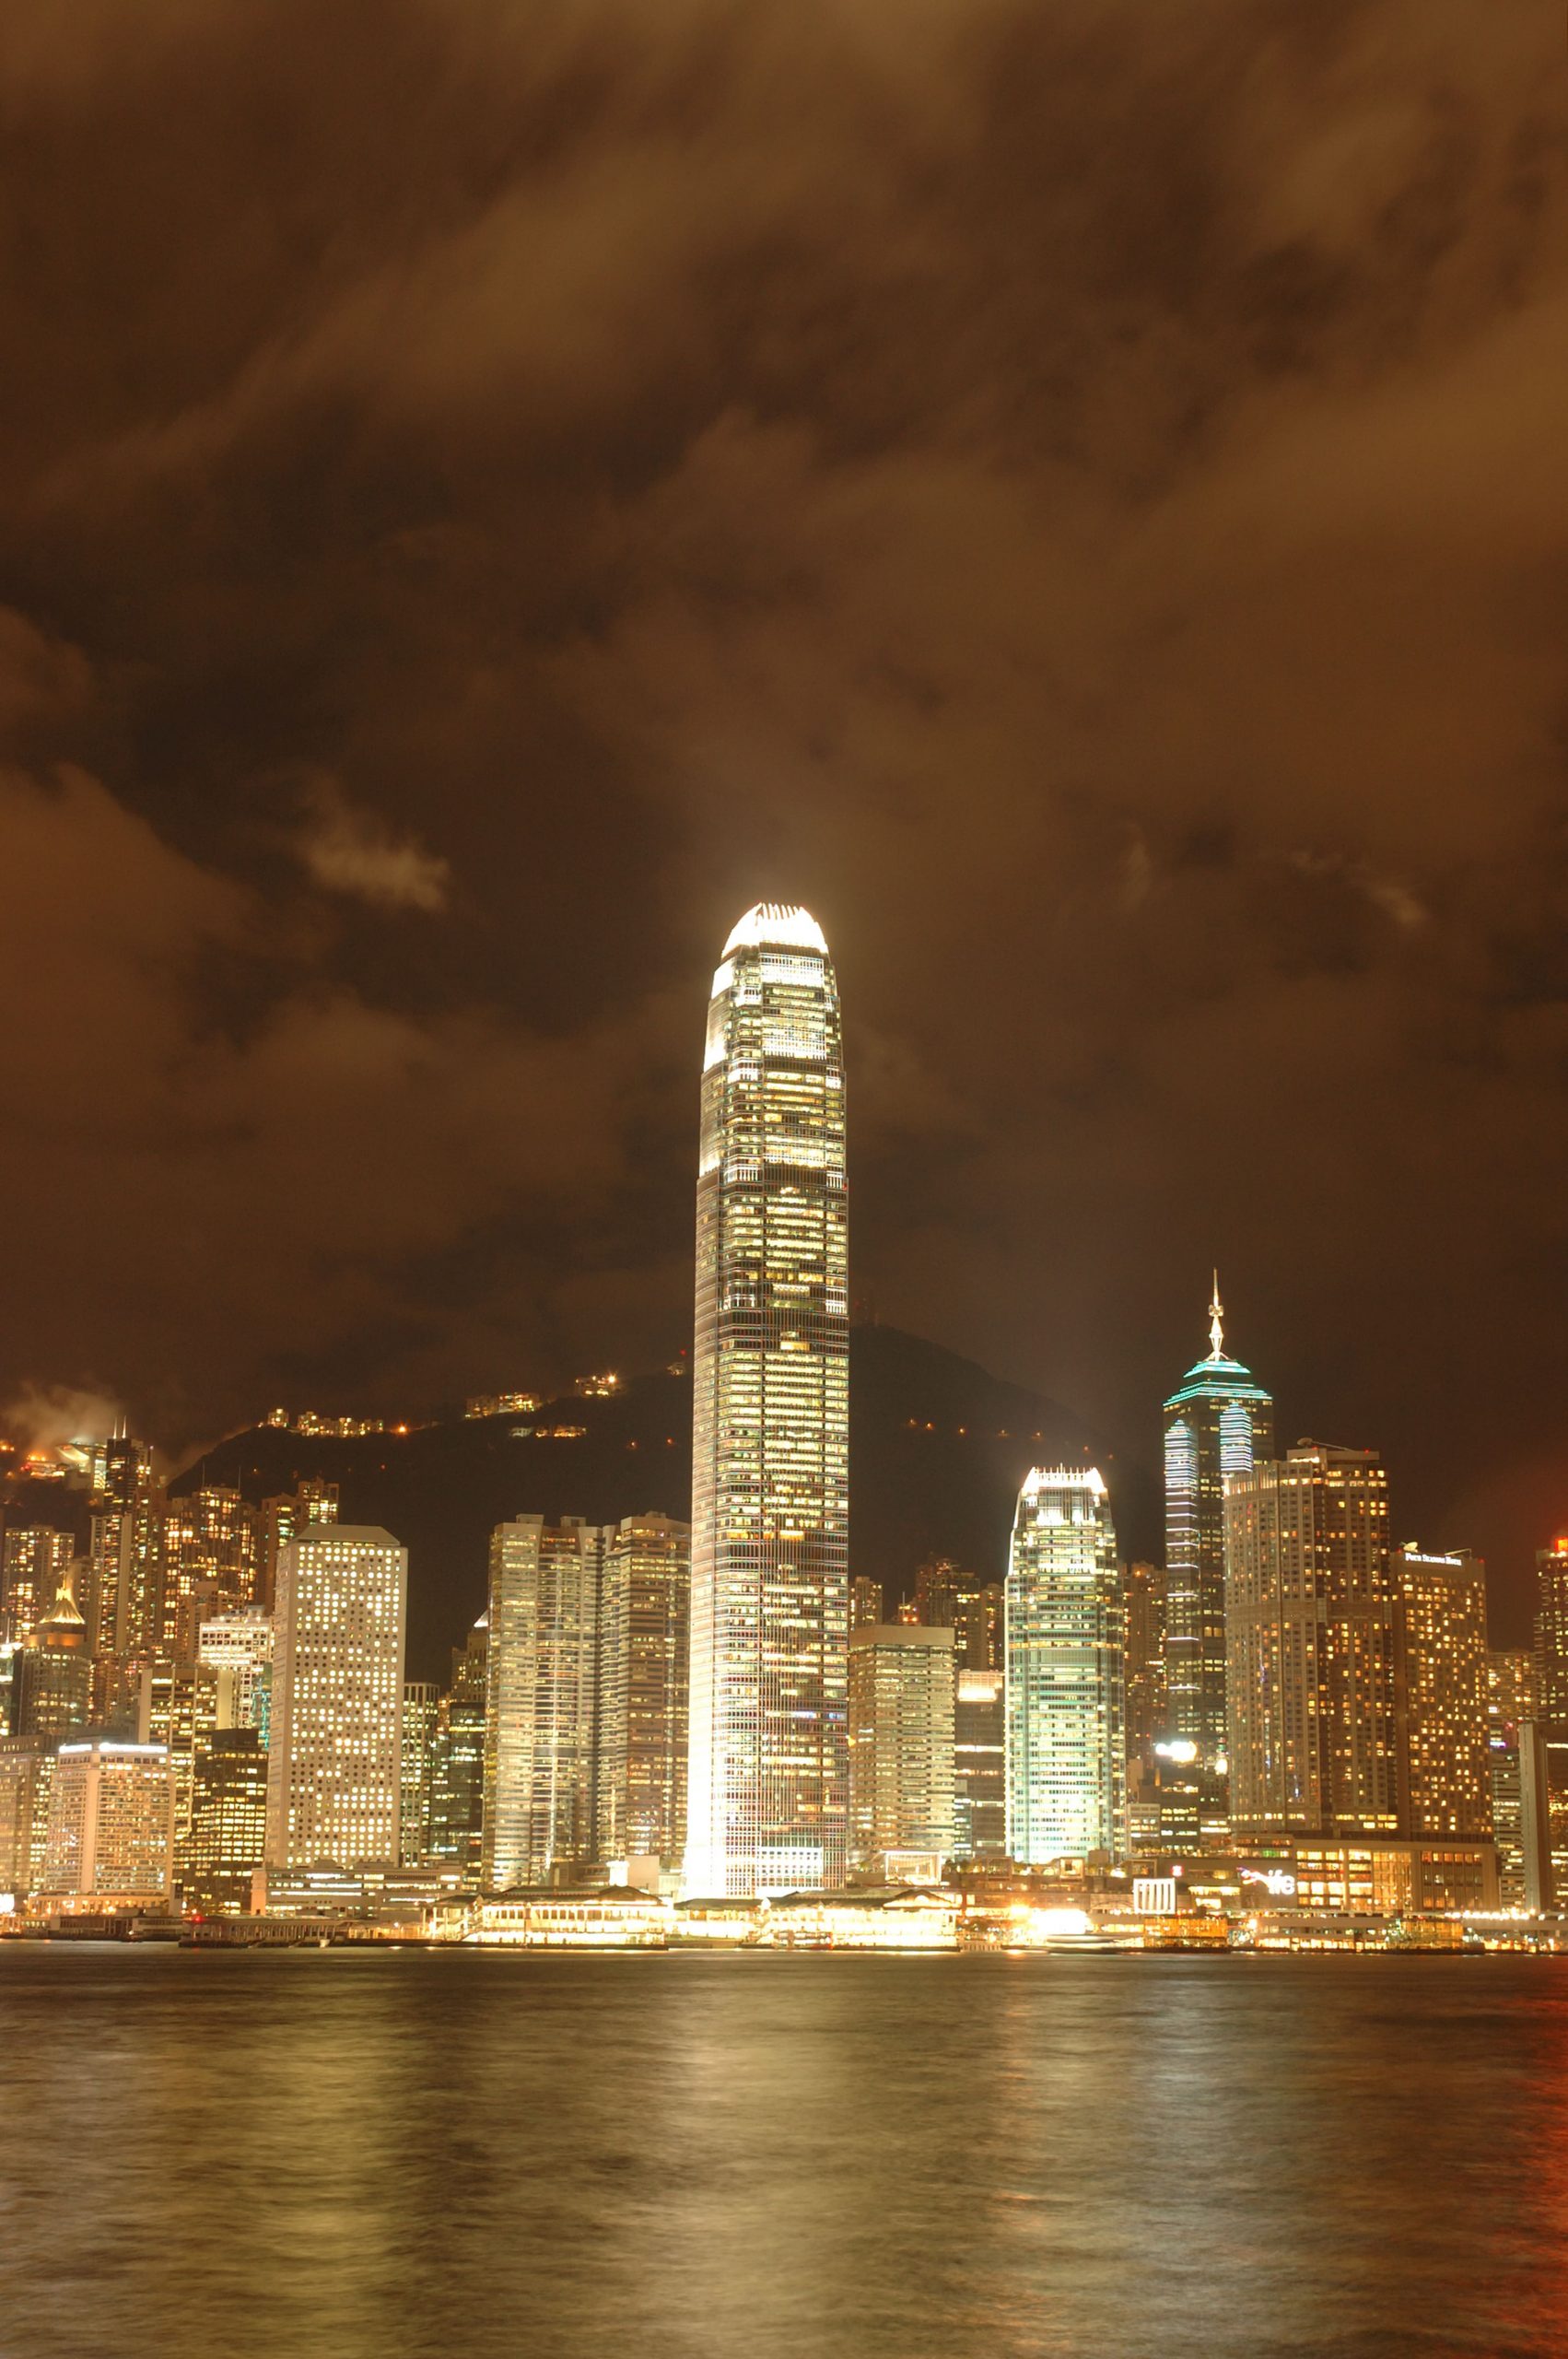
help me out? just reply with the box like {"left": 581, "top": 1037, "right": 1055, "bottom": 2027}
{"left": 1239, "top": 1866, "right": 1296, "bottom": 1897}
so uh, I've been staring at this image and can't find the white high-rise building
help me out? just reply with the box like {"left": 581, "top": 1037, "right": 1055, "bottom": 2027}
{"left": 685, "top": 903, "right": 849, "bottom": 1897}
{"left": 482, "top": 1516, "right": 612, "bottom": 1889}
{"left": 198, "top": 1607, "right": 274, "bottom": 1733}
{"left": 264, "top": 1526, "right": 405, "bottom": 1871}
{"left": 1005, "top": 1468, "right": 1126, "bottom": 1865}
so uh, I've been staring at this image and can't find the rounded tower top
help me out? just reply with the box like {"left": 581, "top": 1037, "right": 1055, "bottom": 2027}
{"left": 721, "top": 903, "right": 828, "bottom": 957}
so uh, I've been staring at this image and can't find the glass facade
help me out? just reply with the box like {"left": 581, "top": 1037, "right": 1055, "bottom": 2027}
{"left": 1394, "top": 1548, "right": 1492, "bottom": 1838}
{"left": 1004, "top": 1468, "right": 1126, "bottom": 1865}
{"left": 848, "top": 1625, "right": 956, "bottom": 1864}
{"left": 685, "top": 904, "right": 848, "bottom": 1897}
{"left": 1162, "top": 1286, "right": 1272, "bottom": 1780}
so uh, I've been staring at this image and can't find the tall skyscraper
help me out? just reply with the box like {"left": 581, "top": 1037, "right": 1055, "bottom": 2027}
{"left": 1, "top": 1527, "right": 75, "bottom": 1642}
{"left": 1224, "top": 1443, "right": 1400, "bottom": 1841}
{"left": 916, "top": 1558, "right": 1003, "bottom": 1671}
{"left": 90, "top": 1436, "right": 163, "bottom": 1662}
{"left": 483, "top": 1517, "right": 613, "bottom": 1889}
{"left": 264, "top": 1526, "right": 405, "bottom": 1871}
{"left": 1393, "top": 1546, "right": 1492, "bottom": 1837}
{"left": 1122, "top": 1559, "right": 1167, "bottom": 1766}
{"left": 1533, "top": 1537, "right": 1568, "bottom": 1893}
{"left": 427, "top": 1616, "right": 487, "bottom": 1877}
{"left": 848, "top": 1624, "right": 956, "bottom": 1867}
{"left": 1488, "top": 1649, "right": 1552, "bottom": 1912}
{"left": 197, "top": 1608, "right": 274, "bottom": 1733}
{"left": 686, "top": 903, "right": 848, "bottom": 1898}
{"left": 953, "top": 1667, "right": 1006, "bottom": 1860}
{"left": 186, "top": 1730, "right": 268, "bottom": 1915}
{"left": 9, "top": 1568, "right": 92, "bottom": 1743}
{"left": 401, "top": 1681, "right": 439, "bottom": 1867}
{"left": 1004, "top": 1468, "right": 1126, "bottom": 1865}
{"left": 158, "top": 1488, "right": 258, "bottom": 1656}
{"left": 1162, "top": 1279, "right": 1272, "bottom": 1783}
{"left": 612, "top": 1512, "right": 690, "bottom": 1867}
{"left": 41, "top": 1740, "right": 174, "bottom": 1904}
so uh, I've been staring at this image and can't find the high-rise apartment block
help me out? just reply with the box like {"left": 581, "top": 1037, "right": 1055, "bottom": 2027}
{"left": 916, "top": 1557, "right": 1003, "bottom": 1671}
{"left": 686, "top": 904, "right": 848, "bottom": 1898}
{"left": 614, "top": 1512, "right": 690, "bottom": 1866}
{"left": 1533, "top": 1538, "right": 1568, "bottom": 1895}
{"left": 158, "top": 1487, "right": 258, "bottom": 1656}
{"left": 1122, "top": 1558, "right": 1167, "bottom": 1766}
{"left": 848, "top": 1624, "right": 955, "bottom": 1865}
{"left": 1005, "top": 1468, "right": 1126, "bottom": 1865}
{"left": 265, "top": 1526, "right": 406, "bottom": 1871}
{"left": 1224, "top": 1443, "right": 1400, "bottom": 1840}
{"left": 1394, "top": 1546, "right": 1492, "bottom": 1837}
{"left": 1162, "top": 1282, "right": 1272, "bottom": 1779}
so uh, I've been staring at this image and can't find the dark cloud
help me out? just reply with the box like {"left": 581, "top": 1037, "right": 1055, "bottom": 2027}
{"left": 1, "top": 0, "right": 1565, "bottom": 1625}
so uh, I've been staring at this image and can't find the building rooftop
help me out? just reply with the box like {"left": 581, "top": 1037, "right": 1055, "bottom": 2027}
{"left": 721, "top": 903, "right": 828, "bottom": 957}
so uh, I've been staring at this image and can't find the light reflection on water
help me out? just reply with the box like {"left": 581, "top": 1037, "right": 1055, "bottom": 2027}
{"left": 1, "top": 1947, "right": 1564, "bottom": 2358}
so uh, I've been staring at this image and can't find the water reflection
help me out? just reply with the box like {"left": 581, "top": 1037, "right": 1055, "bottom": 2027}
{"left": 1, "top": 1948, "right": 1564, "bottom": 2357}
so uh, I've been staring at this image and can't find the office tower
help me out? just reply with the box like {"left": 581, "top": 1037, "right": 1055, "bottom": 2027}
{"left": 612, "top": 1512, "right": 691, "bottom": 1866}
{"left": 158, "top": 1488, "right": 259, "bottom": 1656}
{"left": 264, "top": 1527, "right": 406, "bottom": 1870}
{"left": 848, "top": 1623, "right": 956, "bottom": 1866}
{"left": 686, "top": 902, "right": 848, "bottom": 1899}
{"left": 1535, "top": 1538, "right": 1568, "bottom": 1893}
{"left": 1122, "top": 1560, "right": 1168, "bottom": 1766}
{"left": 953, "top": 1666, "right": 1006, "bottom": 1859}
{"left": 139, "top": 1660, "right": 206, "bottom": 1885}
{"left": 1162, "top": 1280, "right": 1272, "bottom": 1781}
{"left": 258, "top": 1481, "right": 339, "bottom": 1614}
{"left": 1, "top": 1527, "right": 75, "bottom": 1642}
{"left": 0, "top": 1737, "right": 55, "bottom": 1896}
{"left": 41, "top": 1740, "right": 174, "bottom": 1902}
{"left": 483, "top": 1517, "right": 616, "bottom": 1888}
{"left": 1393, "top": 1546, "right": 1492, "bottom": 1837}
{"left": 1004, "top": 1468, "right": 1126, "bottom": 1865}
{"left": 43, "top": 1738, "right": 174, "bottom": 1901}
{"left": 198, "top": 1608, "right": 274, "bottom": 1733}
{"left": 401, "top": 1681, "right": 439, "bottom": 1866}
{"left": 916, "top": 1557, "right": 1003, "bottom": 1672}
{"left": 851, "top": 1577, "right": 884, "bottom": 1632}
{"left": 89, "top": 1435, "right": 164, "bottom": 1661}
{"left": 186, "top": 1730, "right": 269, "bottom": 1914}
{"left": 10, "top": 1570, "right": 93, "bottom": 1743}
{"left": 427, "top": 1617, "right": 487, "bottom": 1876}
{"left": 1224, "top": 1443, "right": 1400, "bottom": 1841}
{"left": 1488, "top": 1650, "right": 1552, "bottom": 1911}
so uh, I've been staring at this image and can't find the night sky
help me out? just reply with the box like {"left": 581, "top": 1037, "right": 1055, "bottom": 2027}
{"left": 2, "top": 3, "right": 1564, "bottom": 1637}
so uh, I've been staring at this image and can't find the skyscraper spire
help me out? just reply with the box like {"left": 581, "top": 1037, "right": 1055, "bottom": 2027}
{"left": 1208, "top": 1271, "right": 1224, "bottom": 1362}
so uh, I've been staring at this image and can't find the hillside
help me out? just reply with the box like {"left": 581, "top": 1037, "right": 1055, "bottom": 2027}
{"left": 173, "top": 1324, "right": 1155, "bottom": 1680}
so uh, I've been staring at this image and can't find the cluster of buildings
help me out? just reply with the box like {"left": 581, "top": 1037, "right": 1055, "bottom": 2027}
{"left": 0, "top": 902, "right": 1561, "bottom": 1951}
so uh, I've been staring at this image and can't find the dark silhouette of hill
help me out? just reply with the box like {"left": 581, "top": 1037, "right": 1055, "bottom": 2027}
{"left": 173, "top": 1324, "right": 1156, "bottom": 1680}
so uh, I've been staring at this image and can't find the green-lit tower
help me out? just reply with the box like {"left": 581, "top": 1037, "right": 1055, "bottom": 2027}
{"left": 1162, "top": 1278, "right": 1272, "bottom": 1793}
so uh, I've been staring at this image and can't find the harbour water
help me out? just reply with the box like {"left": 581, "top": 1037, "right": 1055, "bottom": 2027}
{"left": 2, "top": 1945, "right": 1565, "bottom": 2357}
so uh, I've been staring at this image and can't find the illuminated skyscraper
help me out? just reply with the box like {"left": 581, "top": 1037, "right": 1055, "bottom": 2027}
{"left": 483, "top": 1517, "right": 612, "bottom": 1888}
{"left": 186, "top": 1730, "right": 268, "bottom": 1914}
{"left": 9, "top": 1568, "right": 92, "bottom": 1743}
{"left": 265, "top": 1526, "right": 405, "bottom": 1871}
{"left": 401, "top": 1681, "right": 439, "bottom": 1866}
{"left": 1533, "top": 1537, "right": 1568, "bottom": 1893}
{"left": 1004, "top": 1468, "right": 1126, "bottom": 1865}
{"left": 427, "top": 1616, "right": 487, "bottom": 1877}
{"left": 1, "top": 1527, "right": 75, "bottom": 1643}
{"left": 158, "top": 1487, "right": 258, "bottom": 1655}
{"left": 1162, "top": 1279, "right": 1272, "bottom": 1780}
{"left": 41, "top": 1740, "right": 174, "bottom": 1903}
{"left": 1224, "top": 1444, "right": 1400, "bottom": 1840}
{"left": 685, "top": 903, "right": 848, "bottom": 1898}
{"left": 90, "top": 1436, "right": 163, "bottom": 1662}
{"left": 916, "top": 1558, "right": 1003, "bottom": 1671}
{"left": 848, "top": 1624, "right": 956, "bottom": 1866}
{"left": 1488, "top": 1649, "right": 1552, "bottom": 1911}
{"left": 1393, "top": 1546, "right": 1492, "bottom": 1837}
{"left": 612, "top": 1512, "right": 690, "bottom": 1867}
{"left": 953, "top": 1667, "right": 1006, "bottom": 1860}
